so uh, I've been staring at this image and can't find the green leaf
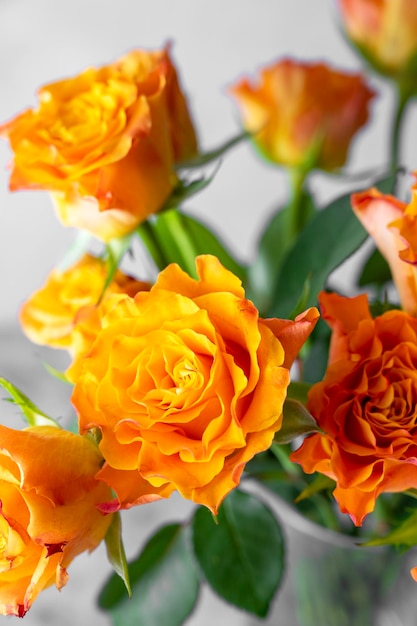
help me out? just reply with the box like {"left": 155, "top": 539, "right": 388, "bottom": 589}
{"left": 175, "top": 132, "right": 250, "bottom": 169}
{"left": 302, "top": 317, "right": 331, "bottom": 384}
{"left": 0, "top": 377, "right": 60, "bottom": 428}
{"left": 288, "top": 274, "right": 312, "bottom": 319}
{"left": 374, "top": 172, "right": 398, "bottom": 194}
{"left": 192, "top": 489, "right": 284, "bottom": 618}
{"left": 248, "top": 192, "right": 316, "bottom": 314}
{"left": 98, "top": 523, "right": 199, "bottom": 626}
{"left": 269, "top": 189, "right": 366, "bottom": 317}
{"left": 147, "top": 209, "right": 199, "bottom": 278}
{"left": 357, "top": 245, "right": 392, "bottom": 288}
{"left": 146, "top": 209, "right": 246, "bottom": 283}
{"left": 247, "top": 206, "right": 292, "bottom": 312}
{"left": 104, "top": 513, "right": 131, "bottom": 598}
{"left": 274, "top": 398, "right": 322, "bottom": 445}
{"left": 269, "top": 174, "right": 394, "bottom": 318}
{"left": 180, "top": 214, "right": 247, "bottom": 283}
{"left": 286, "top": 381, "right": 312, "bottom": 405}
{"left": 404, "top": 488, "right": 417, "bottom": 501}
{"left": 362, "top": 508, "right": 417, "bottom": 549}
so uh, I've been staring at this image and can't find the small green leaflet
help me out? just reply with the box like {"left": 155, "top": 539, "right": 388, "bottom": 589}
{"left": 0, "top": 377, "right": 60, "bottom": 428}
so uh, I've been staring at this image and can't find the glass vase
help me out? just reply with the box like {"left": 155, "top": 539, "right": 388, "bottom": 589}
{"left": 246, "top": 485, "right": 417, "bottom": 626}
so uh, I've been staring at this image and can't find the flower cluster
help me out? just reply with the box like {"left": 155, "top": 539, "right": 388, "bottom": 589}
{"left": 3, "top": 1, "right": 417, "bottom": 622}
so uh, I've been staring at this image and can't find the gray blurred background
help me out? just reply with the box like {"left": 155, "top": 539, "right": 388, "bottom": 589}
{"left": 1, "top": 0, "right": 417, "bottom": 624}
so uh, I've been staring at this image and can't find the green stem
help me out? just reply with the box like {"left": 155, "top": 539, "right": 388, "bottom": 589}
{"left": 136, "top": 221, "right": 168, "bottom": 271}
{"left": 390, "top": 86, "right": 410, "bottom": 175}
{"left": 159, "top": 209, "right": 199, "bottom": 278}
{"left": 285, "top": 168, "right": 312, "bottom": 241}
{"left": 270, "top": 443, "right": 301, "bottom": 476}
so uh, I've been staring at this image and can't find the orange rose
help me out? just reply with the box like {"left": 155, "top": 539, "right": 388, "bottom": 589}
{"left": 71, "top": 255, "right": 319, "bottom": 514}
{"left": 19, "top": 253, "right": 149, "bottom": 350}
{"left": 229, "top": 59, "right": 375, "bottom": 171}
{"left": 352, "top": 187, "right": 417, "bottom": 315}
{"left": 337, "top": 0, "right": 417, "bottom": 78}
{"left": 291, "top": 291, "right": 417, "bottom": 526}
{"left": 0, "top": 425, "right": 112, "bottom": 616}
{"left": 0, "top": 46, "right": 197, "bottom": 241}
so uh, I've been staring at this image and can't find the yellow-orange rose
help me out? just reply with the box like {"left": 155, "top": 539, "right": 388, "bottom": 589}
{"left": 0, "top": 425, "right": 112, "bottom": 616}
{"left": 0, "top": 46, "right": 198, "bottom": 241}
{"left": 19, "top": 253, "right": 149, "bottom": 350}
{"left": 337, "top": 0, "right": 417, "bottom": 78}
{"left": 352, "top": 187, "right": 417, "bottom": 315}
{"left": 229, "top": 59, "right": 375, "bottom": 171}
{"left": 71, "top": 255, "right": 319, "bottom": 514}
{"left": 291, "top": 291, "right": 417, "bottom": 526}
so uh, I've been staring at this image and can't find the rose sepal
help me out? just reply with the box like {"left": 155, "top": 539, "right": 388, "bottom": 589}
{"left": 273, "top": 397, "right": 322, "bottom": 445}
{"left": 104, "top": 512, "right": 131, "bottom": 597}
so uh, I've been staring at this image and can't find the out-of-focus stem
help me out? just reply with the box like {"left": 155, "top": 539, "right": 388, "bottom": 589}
{"left": 390, "top": 85, "right": 411, "bottom": 176}
{"left": 137, "top": 221, "right": 168, "bottom": 271}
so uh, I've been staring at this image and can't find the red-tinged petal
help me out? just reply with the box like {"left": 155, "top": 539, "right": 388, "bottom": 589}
{"left": 96, "top": 463, "right": 174, "bottom": 512}
{"left": 333, "top": 484, "right": 376, "bottom": 526}
{"left": 291, "top": 433, "right": 335, "bottom": 477}
{"left": 261, "top": 307, "right": 319, "bottom": 369}
{"left": 318, "top": 291, "right": 371, "bottom": 364}
{"left": 352, "top": 188, "right": 417, "bottom": 315}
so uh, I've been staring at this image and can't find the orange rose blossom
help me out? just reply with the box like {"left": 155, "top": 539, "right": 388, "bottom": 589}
{"left": 70, "top": 255, "right": 319, "bottom": 515}
{"left": 337, "top": 0, "right": 417, "bottom": 77}
{"left": 0, "top": 45, "right": 198, "bottom": 241}
{"left": 291, "top": 291, "right": 417, "bottom": 526}
{"left": 0, "top": 425, "right": 113, "bottom": 617}
{"left": 229, "top": 58, "right": 374, "bottom": 171}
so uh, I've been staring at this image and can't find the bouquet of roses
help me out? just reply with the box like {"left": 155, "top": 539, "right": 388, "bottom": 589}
{"left": 2, "top": 1, "right": 417, "bottom": 624}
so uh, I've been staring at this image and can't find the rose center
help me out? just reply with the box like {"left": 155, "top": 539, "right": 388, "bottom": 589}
{"left": 172, "top": 358, "right": 203, "bottom": 395}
